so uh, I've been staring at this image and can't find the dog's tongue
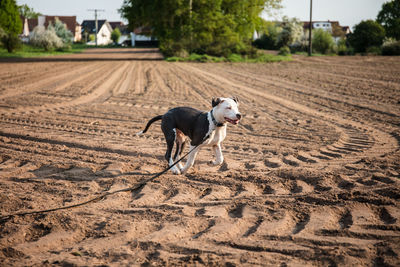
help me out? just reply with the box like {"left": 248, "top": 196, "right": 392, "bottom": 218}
{"left": 226, "top": 118, "right": 239, "bottom": 125}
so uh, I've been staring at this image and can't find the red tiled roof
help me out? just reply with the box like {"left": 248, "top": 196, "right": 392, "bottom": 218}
{"left": 44, "top": 16, "right": 77, "bottom": 33}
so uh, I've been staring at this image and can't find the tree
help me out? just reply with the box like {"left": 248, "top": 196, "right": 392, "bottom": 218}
{"left": 30, "top": 26, "right": 63, "bottom": 51}
{"left": 18, "top": 4, "right": 41, "bottom": 19}
{"left": 49, "top": 18, "right": 73, "bottom": 45}
{"left": 120, "top": 0, "right": 282, "bottom": 56}
{"left": 0, "top": 0, "right": 22, "bottom": 52}
{"left": 111, "top": 28, "right": 121, "bottom": 44}
{"left": 312, "top": 28, "right": 335, "bottom": 54}
{"left": 253, "top": 20, "right": 281, "bottom": 50}
{"left": 30, "top": 18, "right": 72, "bottom": 51}
{"left": 377, "top": 0, "right": 400, "bottom": 40}
{"left": 348, "top": 20, "right": 385, "bottom": 53}
{"left": 276, "top": 16, "right": 303, "bottom": 48}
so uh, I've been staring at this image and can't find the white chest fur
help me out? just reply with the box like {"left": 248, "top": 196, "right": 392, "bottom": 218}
{"left": 205, "top": 113, "right": 227, "bottom": 146}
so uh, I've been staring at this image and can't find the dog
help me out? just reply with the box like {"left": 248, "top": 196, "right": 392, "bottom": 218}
{"left": 136, "top": 97, "right": 241, "bottom": 174}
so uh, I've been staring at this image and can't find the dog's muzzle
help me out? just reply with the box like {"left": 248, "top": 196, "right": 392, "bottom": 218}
{"left": 225, "top": 113, "right": 241, "bottom": 125}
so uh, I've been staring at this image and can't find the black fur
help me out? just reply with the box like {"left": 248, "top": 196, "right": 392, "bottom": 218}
{"left": 139, "top": 107, "right": 211, "bottom": 165}
{"left": 140, "top": 115, "right": 163, "bottom": 134}
{"left": 212, "top": 98, "right": 222, "bottom": 107}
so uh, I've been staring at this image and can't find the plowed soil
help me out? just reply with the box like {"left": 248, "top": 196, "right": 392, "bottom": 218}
{"left": 0, "top": 48, "right": 399, "bottom": 266}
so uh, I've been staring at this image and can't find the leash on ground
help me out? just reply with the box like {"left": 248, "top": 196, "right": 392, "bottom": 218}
{"left": 0, "top": 137, "right": 208, "bottom": 222}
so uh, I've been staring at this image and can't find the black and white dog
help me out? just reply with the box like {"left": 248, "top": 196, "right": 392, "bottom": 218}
{"left": 137, "top": 97, "right": 241, "bottom": 174}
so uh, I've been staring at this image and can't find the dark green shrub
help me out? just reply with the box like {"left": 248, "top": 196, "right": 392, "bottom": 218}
{"left": 337, "top": 38, "right": 348, "bottom": 55}
{"left": 253, "top": 33, "right": 278, "bottom": 50}
{"left": 382, "top": 40, "right": 400, "bottom": 55}
{"left": 348, "top": 20, "right": 385, "bottom": 53}
{"left": 1, "top": 32, "right": 21, "bottom": 52}
{"left": 278, "top": 46, "right": 290, "bottom": 56}
{"left": 366, "top": 46, "right": 382, "bottom": 55}
{"left": 289, "top": 43, "right": 307, "bottom": 53}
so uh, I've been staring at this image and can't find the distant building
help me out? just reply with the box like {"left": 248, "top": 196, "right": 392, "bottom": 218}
{"left": 131, "top": 26, "right": 157, "bottom": 47}
{"left": 303, "top": 20, "right": 351, "bottom": 42}
{"left": 20, "top": 15, "right": 81, "bottom": 42}
{"left": 81, "top": 20, "right": 113, "bottom": 45}
{"left": 109, "top": 21, "right": 131, "bottom": 45}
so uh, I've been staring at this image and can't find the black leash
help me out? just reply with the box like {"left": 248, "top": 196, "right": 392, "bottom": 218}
{"left": 0, "top": 138, "right": 207, "bottom": 221}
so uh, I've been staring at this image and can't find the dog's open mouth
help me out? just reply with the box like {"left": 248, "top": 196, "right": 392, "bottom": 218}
{"left": 225, "top": 117, "right": 239, "bottom": 125}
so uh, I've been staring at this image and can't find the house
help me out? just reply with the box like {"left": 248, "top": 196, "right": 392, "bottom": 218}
{"left": 20, "top": 15, "right": 81, "bottom": 42}
{"left": 130, "top": 26, "right": 157, "bottom": 47}
{"left": 81, "top": 20, "right": 113, "bottom": 45}
{"left": 303, "top": 20, "right": 351, "bottom": 43}
{"left": 109, "top": 21, "right": 131, "bottom": 45}
{"left": 40, "top": 16, "right": 81, "bottom": 42}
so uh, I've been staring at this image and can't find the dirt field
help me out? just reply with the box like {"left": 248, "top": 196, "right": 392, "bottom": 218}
{"left": 0, "top": 48, "right": 399, "bottom": 266}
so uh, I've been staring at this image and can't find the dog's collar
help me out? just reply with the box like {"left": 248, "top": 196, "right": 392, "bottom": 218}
{"left": 210, "top": 110, "right": 225, "bottom": 127}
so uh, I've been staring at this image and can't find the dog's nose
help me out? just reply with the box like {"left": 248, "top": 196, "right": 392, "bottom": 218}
{"left": 236, "top": 113, "right": 242, "bottom": 120}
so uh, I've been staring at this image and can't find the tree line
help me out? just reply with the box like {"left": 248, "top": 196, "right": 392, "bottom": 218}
{"left": 120, "top": 0, "right": 282, "bottom": 57}
{"left": 1, "top": 0, "right": 399, "bottom": 56}
{"left": 253, "top": 0, "right": 400, "bottom": 56}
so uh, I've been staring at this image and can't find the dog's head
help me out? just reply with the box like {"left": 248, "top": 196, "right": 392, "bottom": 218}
{"left": 212, "top": 97, "right": 241, "bottom": 125}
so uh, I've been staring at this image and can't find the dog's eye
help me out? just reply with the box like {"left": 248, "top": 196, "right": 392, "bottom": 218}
{"left": 226, "top": 106, "right": 232, "bottom": 110}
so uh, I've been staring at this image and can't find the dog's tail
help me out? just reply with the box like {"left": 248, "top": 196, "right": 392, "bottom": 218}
{"left": 136, "top": 115, "right": 163, "bottom": 136}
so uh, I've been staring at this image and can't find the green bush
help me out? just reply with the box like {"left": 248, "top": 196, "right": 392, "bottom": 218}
{"left": 227, "top": 53, "right": 243, "bottom": 62}
{"left": 111, "top": 28, "right": 121, "bottom": 44}
{"left": 337, "top": 38, "right": 348, "bottom": 55}
{"left": 278, "top": 45, "right": 290, "bottom": 56}
{"left": 276, "top": 17, "right": 303, "bottom": 48}
{"left": 253, "top": 21, "right": 281, "bottom": 50}
{"left": 50, "top": 18, "right": 73, "bottom": 45}
{"left": 30, "top": 26, "right": 63, "bottom": 51}
{"left": 165, "top": 52, "right": 291, "bottom": 63}
{"left": 348, "top": 20, "right": 385, "bottom": 53}
{"left": 0, "top": 0, "right": 22, "bottom": 52}
{"left": 312, "top": 28, "right": 335, "bottom": 54}
{"left": 366, "top": 46, "right": 382, "bottom": 55}
{"left": 382, "top": 40, "right": 400, "bottom": 55}
{"left": 1, "top": 33, "right": 21, "bottom": 52}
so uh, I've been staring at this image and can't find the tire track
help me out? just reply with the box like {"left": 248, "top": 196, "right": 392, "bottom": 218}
{"left": 1, "top": 51, "right": 399, "bottom": 266}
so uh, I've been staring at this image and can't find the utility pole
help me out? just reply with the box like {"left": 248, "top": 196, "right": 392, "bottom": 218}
{"left": 88, "top": 9, "right": 105, "bottom": 46}
{"left": 189, "top": 0, "right": 193, "bottom": 53}
{"left": 308, "top": 0, "right": 313, "bottom": 56}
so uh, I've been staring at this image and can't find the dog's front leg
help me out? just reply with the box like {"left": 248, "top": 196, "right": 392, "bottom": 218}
{"left": 212, "top": 144, "right": 224, "bottom": 165}
{"left": 180, "top": 145, "right": 200, "bottom": 174}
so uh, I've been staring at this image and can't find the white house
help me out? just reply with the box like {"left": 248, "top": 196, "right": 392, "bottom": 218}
{"left": 81, "top": 20, "right": 113, "bottom": 45}
{"left": 109, "top": 21, "right": 131, "bottom": 45}
{"left": 130, "top": 26, "right": 157, "bottom": 47}
{"left": 303, "top": 20, "right": 351, "bottom": 43}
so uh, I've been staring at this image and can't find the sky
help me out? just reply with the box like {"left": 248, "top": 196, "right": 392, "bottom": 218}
{"left": 17, "top": 0, "right": 388, "bottom": 29}
{"left": 267, "top": 0, "right": 388, "bottom": 29}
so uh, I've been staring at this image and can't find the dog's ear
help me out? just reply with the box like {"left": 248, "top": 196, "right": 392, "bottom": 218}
{"left": 232, "top": 96, "right": 239, "bottom": 104}
{"left": 212, "top": 97, "right": 223, "bottom": 107}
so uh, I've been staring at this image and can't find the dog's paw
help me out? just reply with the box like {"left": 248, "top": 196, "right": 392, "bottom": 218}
{"left": 212, "top": 159, "right": 223, "bottom": 166}
{"left": 171, "top": 167, "right": 181, "bottom": 175}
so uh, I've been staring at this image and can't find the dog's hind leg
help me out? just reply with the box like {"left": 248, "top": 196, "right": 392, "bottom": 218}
{"left": 180, "top": 145, "right": 201, "bottom": 174}
{"left": 173, "top": 129, "right": 186, "bottom": 170}
{"left": 163, "top": 128, "right": 181, "bottom": 175}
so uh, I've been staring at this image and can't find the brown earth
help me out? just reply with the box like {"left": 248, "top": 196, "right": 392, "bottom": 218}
{"left": 0, "top": 48, "right": 399, "bottom": 266}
